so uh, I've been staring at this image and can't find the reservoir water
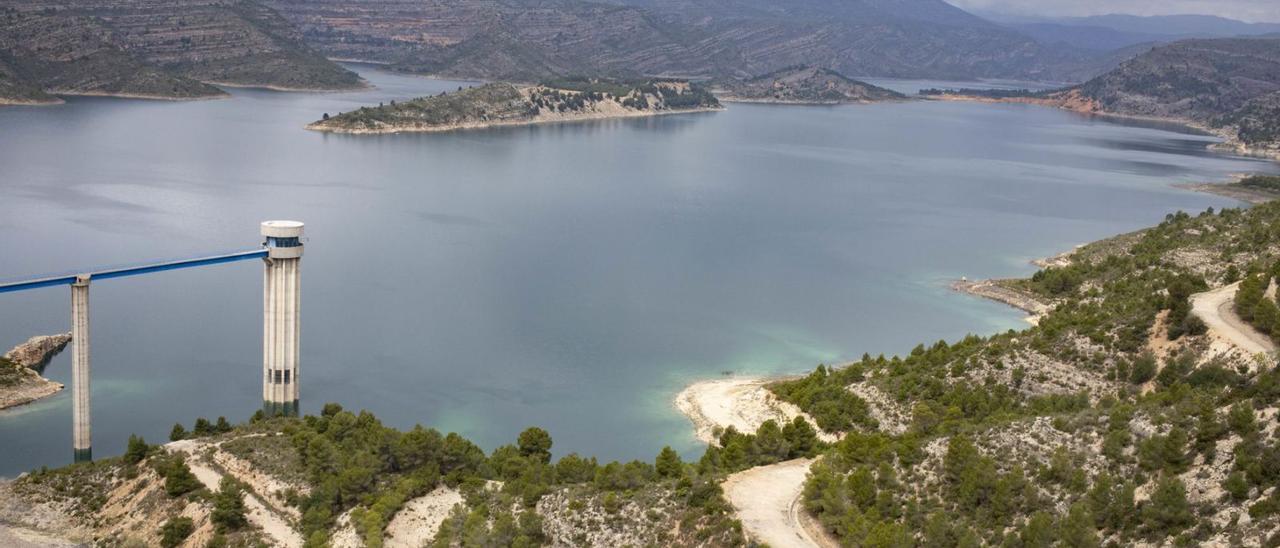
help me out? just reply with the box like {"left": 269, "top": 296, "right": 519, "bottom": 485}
{"left": 0, "top": 66, "right": 1276, "bottom": 476}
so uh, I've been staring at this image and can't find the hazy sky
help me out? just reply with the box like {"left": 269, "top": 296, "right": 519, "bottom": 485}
{"left": 946, "top": 0, "right": 1280, "bottom": 23}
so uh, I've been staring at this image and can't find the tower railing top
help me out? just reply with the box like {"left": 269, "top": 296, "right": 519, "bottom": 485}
{"left": 0, "top": 248, "right": 269, "bottom": 294}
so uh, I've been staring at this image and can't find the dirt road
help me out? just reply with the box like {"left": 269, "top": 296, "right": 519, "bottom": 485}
{"left": 1190, "top": 282, "right": 1276, "bottom": 356}
{"left": 722, "top": 458, "right": 838, "bottom": 548}
{"left": 168, "top": 439, "right": 303, "bottom": 548}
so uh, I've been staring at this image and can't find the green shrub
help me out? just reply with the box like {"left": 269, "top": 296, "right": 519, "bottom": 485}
{"left": 159, "top": 516, "right": 194, "bottom": 548}
{"left": 211, "top": 477, "right": 248, "bottom": 532}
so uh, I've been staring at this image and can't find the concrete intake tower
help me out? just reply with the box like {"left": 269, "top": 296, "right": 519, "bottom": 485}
{"left": 261, "top": 221, "right": 304, "bottom": 417}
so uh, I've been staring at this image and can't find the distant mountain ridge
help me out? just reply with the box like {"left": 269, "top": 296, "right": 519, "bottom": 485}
{"left": 1078, "top": 38, "right": 1280, "bottom": 123}
{"left": 1002, "top": 13, "right": 1280, "bottom": 51}
{"left": 1064, "top": 37, "right": 1280, "bottom": 154}
{"left": 264, "top": 0, "right": 1129, "bottom": 84}
{"left": 0, "top": 0, "right": 363, "bottom": 104}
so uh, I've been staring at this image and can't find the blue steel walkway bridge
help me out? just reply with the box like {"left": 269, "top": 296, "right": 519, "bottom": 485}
{"left": 0, "top": 221, "right": 304, "bottom": 462}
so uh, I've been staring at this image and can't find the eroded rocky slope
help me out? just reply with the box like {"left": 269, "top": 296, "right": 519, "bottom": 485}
{"left": 264, "top": 0, "right": 1127, "bottom": 83}
{"left": 0, "top": 0, "right": 361, "bottom": 103}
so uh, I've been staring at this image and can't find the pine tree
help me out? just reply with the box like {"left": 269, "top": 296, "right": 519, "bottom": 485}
{"left": 164, "top": 456, "right": 202, "bottom": 497}
{"left": 655, "top": 446, "right": 683, "bottom": 478}
{"left": 193, "top": 417, "right": 214, "bottom": 436}
{"left": 1019, "top": 511, "right": 1054, "bottom": 548}
{"left": 1059, "top": 502, "right": 1100, "bottom": 548}
{"left": 1224, "top": 471, "right": 1250, "bottom": 501}
{"left": 1229, "top": 401, "right": 1258, "bottom": 436}
{"left": 159, "top": 516, "right": 194, "bottom": 548}
{"left": 517, "top": 427, "right": 553, "bottom": 464}
{"left": 211, "top": 477, "right": 249, "bottom": 532}
{"left": 124, "top": 434, "right": 149, "bottom": 465}
{"left": 169, "top": 423, "right": 187, "bottom": 441}
{"left": 1143, "top": 477, "right": 1193, "bottom": 536}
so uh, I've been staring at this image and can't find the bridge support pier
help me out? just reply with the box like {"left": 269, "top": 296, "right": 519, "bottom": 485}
{"left": 262, "top": 221, "right": 304, "bottom": 417}
{"left": 71, "top": 275, "right": 91, "bottom": 463}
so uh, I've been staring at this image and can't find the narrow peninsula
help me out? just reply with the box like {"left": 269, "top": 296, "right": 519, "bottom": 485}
{"left": 924, "top": 37, "right": 1280, "bottom": 159}
{"left": 0, "top": 333, "right": 71, "bottom": 410}
{"left": 717, "top": 66, "right": 906, "bottom": 105}
{"left": 306, "top": 78, "right": 722, "bottom": 134}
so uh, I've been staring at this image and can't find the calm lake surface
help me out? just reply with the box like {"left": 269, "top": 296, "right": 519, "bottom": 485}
{"left": 1, "top": 66, "right": 1276, "bottom": 476}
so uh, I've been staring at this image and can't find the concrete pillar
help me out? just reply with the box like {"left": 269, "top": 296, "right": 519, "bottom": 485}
{"left": 262, "top": 221, "right": 304, "bottom": 416}
{"left": 71, "top": 275, "right": 91, "bottom": 462}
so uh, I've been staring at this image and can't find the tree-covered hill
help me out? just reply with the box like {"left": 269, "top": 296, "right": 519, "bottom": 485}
{"left": 1, "top": 401, "right": 826, "bottom": 546}
{"left": 770, "top": 200, "right": 1280, "bottom": 545}
{"left": 718, "top": 66, "right": 906, "bottom": 104}
{"left": 1076, "top": 37, "right": 1280, "bottom": 150}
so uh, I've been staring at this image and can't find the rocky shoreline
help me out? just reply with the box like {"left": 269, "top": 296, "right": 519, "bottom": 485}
{"left": 0, "top": 334, "right": 72, "bottom": 411}
{"left": 716, "top": 96, "right": 901, "bottom": 106}
{"left": 951, "top": 278, "right": 1052, "bottom": 325}
{"left": 0, "top": 97, "right": 64, "bottom": 107}
{"left": 1178, "top": 178, "right": 1280, "bottom": 205}
{"left": 931, "top": 91, "right": 1280, "bottom": 162}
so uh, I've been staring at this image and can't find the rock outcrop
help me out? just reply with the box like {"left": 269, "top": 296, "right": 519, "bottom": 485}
{"left": 3, "top": 333, "right": 71, "bottom": 370}
{"left": 0, "top": 333, "right": 71, "bottom": 410}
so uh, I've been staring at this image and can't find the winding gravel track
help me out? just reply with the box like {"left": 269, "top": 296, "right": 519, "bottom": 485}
{"left": 722, "top": 458, "right": 838, "bottom": 548}
{"left": 1190, "top": 282, "right": 1276, "bottom": 356}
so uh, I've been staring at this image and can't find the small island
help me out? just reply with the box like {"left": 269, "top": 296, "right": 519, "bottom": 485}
{"left": 306, "top": 78, "right": 723, "bottom": 134}
{"left": 716, "top": 66, "right": 906, "bottom": 105}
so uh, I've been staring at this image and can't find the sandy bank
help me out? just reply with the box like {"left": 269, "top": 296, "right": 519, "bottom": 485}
{"left": 716, "top": 96, "right": 903, "bottom": 106}
{"left": 674, "top": 376, "right": 836, "bottom": 444}
{"left": 1179, "top": 180, "right": 1280, "bottom": 205}
{"left": 0, "top": 97, "right": 64, "bottom": 107}
{"left": 47, "top": 89, "right": 230, "bottom": 102}
{"left": 205, "top": 79, "right": 371, "bottom": 93}
{"left": 384, "top": 486, "right": 463, "bottom": 547}
{"left": 0, "top": 380, "right": 62, "bottom": 412}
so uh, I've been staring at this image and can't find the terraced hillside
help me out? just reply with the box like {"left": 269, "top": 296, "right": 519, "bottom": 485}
{"left": 0, "top": 0, "right": 362, "bottom": 103}
{"left": 264, "top": 0, "right": 1127, "bottom": 83}
{"left": 1077, "top": 37, "right": 1280, "bottom": 152}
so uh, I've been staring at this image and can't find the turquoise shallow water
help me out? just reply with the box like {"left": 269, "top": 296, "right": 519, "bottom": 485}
{"left": 0, "top": 66, "right": 1276, "bottom": 476}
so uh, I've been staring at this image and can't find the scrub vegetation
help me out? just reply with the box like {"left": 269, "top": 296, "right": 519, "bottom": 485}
{"left": 13, "top": 190, "right": 1280, "bottom": 547}
{"left": 308, "top": 78, "right": 720, "bottom": 134}
{"left": 770, "top": 200, "right": 1280, "bottom": 545}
